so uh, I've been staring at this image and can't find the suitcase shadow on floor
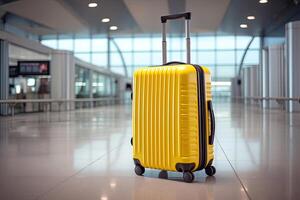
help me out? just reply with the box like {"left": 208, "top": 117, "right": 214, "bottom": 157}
{"left": 143, "top": 170, "right": 216, "bottom": 184}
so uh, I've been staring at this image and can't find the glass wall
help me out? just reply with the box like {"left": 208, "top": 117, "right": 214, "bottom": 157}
{"left": 76, "top": 65, "right": 116, "bottom": 99}
{"left": 42, "top": 34, "right": 260, "bottom": 97}
{"left": 75, "top": 66, "right": 90, "bottom": 98}
{"left": 92, "top": 72, "right": 115, "bottom": 97}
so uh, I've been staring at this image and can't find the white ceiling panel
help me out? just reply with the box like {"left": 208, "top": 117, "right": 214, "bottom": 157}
{"left": 186, "top": 0, "right": 230, "bottom": 32}
{"left": 1, "top": 0, "right": 87, "bottom": 33}
{"left": 123, "top": 0, "right": 169, "bottom": 33}
{"left": 124, "top": 0, "right": 230, "bottom": 33}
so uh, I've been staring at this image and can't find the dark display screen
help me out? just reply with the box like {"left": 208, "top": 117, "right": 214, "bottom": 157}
{"left": 9, "top": 65, "right": 19, "bottom": 77}
{"left": 18, "top": 61, "right": 50, "bottom": 76}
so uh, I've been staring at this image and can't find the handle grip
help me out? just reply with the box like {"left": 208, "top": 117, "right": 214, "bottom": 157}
{"left": 161, "top": 12, "right": 191, "bottom": 23}
{"left": 207, "top": 101, "right": 215, "bottom": 145}
{"left": 161, "top": 12, "right": 191, "bottom": 64}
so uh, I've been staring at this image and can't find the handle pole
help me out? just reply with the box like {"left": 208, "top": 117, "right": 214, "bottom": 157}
{"left": 162, "top": 23, "right": 167, "bottom": 64}
{"left": 185, "top": 20, "right": 191, "bottom": 63}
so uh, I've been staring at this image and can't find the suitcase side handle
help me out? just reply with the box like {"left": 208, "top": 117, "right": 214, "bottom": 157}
{"left": 161, "top": 12, "right": 191, "bottom": 65}
{"left": 208, "top": 101, "right": 215, "bottom": 145}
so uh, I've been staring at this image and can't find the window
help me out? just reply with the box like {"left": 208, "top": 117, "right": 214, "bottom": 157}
{"left": 152, "top": 52, "right": 162, "bottom": 66}
{"left": 92, "top": 38, "right": 107, "bottom": 52}
{"left": 216, "top": 51, "right": 235, "bottom": 65}
{"left": 207, "top": 66, "right": 216, "bottom": 77}
{"left": 198, "top": 51, "right": 215, "bottom": 65}
{"left": 58, "top": 39, "right": 73, "bottom": 51}
{"left": 92, "top": 53, "right": 107, "bottom": 67}
{"left": 169, "top": 51, "right": 183, "bottom": 62}
{"left": 41, "top": 40, "right": 57, "bottom": 49}
{"left": 244, "top": 50, "right": 259, "bottom": 65}
{"left": 152, "top": 37, "right": 162, "bottom": 51}
{"left": 133, "top": 38, "right": 151, "bottom": 51}
{"left": 191, "top": 51, "right": 198, "bottom": 64}
{"left": 114, "top": 38, "right": 132, "bottom": 52}
{"left": 169, "top": 37, "right": 183, "bottom": 51}
{"left": 216, "top": 66, "right": 236, "bottom": 78}
{"left": 216, "top": 36, "right": 235, "bottom": 49}
{"left": 236, "top": 36, "right": 251, "bottom": 49}
{"left": 191, "top": 36, "right": 198, "bottom": 50}
{"left": 111, "top": 67, "right": 126, "bottom": 76}
{"left": 122, "top": 52, "right": 133, "bottom": 66}
{"left": 111, "top": 52, "right": 123, "bottom": 66}
{"left": 198, "top": 37, "right": 215, "bottom": 49}
{"left": 134, "top": 52, "right": 151, "bottom": 66}
{"left": 75, "top": 66, "right": 90, "bottom": 98}
{"left": 75, "top": 39, "right": 90, "bottom": 53}
{"left": 249, "top": 37, "right": 260, "bottom": 49}
{"left": 75, "top": 53, "right": 91, "bottom": 63}
{"left": 41, "top": 34, "right": 261, "bottom": 97}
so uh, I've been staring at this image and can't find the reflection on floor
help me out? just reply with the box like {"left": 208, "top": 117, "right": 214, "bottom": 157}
{"left": 0, "top": 101, "right": 300, "bottom": 200}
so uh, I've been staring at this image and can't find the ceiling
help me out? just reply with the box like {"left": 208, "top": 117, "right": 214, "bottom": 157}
{"left": 1, "top": 0, "right": 87, "bottom": 33}
{"left": 219, "top": 0, "right": 300, "bottom": 36}
{"left": 0, "top": 0, "right": 300, "bottom": 36}
{"left": 0, "top": 0, "right": 230, "bottom": 35}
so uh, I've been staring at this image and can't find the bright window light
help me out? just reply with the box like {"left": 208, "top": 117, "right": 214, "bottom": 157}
{"left": 75, "top": 82, "right": 86, "bottom": 87}
{"left": 15, "top": 85, "right": 21, "bottom": 94}
{"left": 92, "top": 83, "right": 104, "bottom": 87}
{"left": 27, "top": 78, "right": 35, "bottom": 87}
{"left": 88, "top": 2, "right": 98, "bottom": 7}
{"left": 212, "top": 81, "right": 232, "bottom": 86}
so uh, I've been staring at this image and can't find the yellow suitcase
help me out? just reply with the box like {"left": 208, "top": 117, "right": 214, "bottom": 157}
{"left": 132, "top": 12, "right": 216, "bottom": 183}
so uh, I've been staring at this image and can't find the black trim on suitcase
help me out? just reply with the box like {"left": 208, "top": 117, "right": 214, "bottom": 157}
{"left": 193, "top": 65, "right": 208, "bottom": 171}
{"left": 175, "top": 163, "right": 195, "bottom": 172}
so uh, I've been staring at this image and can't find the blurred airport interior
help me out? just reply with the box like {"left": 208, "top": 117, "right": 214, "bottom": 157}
{"left": 0, "top": 0, "right": 300, "bottom": 199}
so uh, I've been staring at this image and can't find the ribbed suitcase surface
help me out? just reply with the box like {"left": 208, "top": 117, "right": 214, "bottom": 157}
{"left": 133, "top": 65, "right": 200, "bottom": 171}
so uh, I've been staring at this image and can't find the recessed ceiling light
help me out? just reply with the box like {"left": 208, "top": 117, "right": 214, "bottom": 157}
{"left": 259, "top": 0, "right": 268, "bottom": 3}
{"left": 110, "top": 26, "right": 118, "bottom": 31}
{"left": 102, "top": 18, "right": 110, "bottom": 23}
{"left": 240, "top": 24, "right": 248, "bottom": 28}
{"left": 88, "top": 2, "right": 97, "bottom": 8}
{"left": 247, "top": 16, "right": 255, "bottom": 20}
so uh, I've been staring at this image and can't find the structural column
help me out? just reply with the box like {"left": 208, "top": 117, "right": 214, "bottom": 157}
{"left": 262, "top": 48, "right": 269, "bottom": 108}
{"left": 0, "top": 39, "right": 9, "bottom": 115}
{"left": 286, "top": 21, "right": 300, "bottom": 112}
{"left": 268, "top": 44, "right": 285, "bottom": 109}
{"left": 51, "top": 50, "right": 75, "bottom": 110}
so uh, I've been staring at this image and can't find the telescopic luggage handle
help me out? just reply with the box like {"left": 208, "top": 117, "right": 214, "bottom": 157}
{"left": 161, "top": 12, "right": 191, "bottom": 65}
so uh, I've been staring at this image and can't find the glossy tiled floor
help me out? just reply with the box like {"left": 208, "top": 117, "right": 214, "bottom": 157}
{"left": 0, "top": 101, "right": 300, "bottom": 200}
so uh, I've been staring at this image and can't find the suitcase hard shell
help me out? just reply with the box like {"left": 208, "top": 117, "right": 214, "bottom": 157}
{"left": 132, "top": 12, "right": 216, "bottom": 183}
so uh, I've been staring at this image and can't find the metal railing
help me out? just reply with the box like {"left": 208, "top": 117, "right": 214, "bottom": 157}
{"left": 233, "top": 96, "right": 300, "bottom": 111}
{"left": 0, "top": 97, "right": 130, "bottom": 116}
{"left": 234, "top": 96, "right": 300, "bottom": 102}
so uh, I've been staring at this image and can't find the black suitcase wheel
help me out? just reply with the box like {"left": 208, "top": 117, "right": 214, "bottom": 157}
{"left": 205, "top": 166, "right": 216, "bottom": 176}
{"left": 183, "top": 171, "right": 194, "bottom": 183}
{"left": 130, "top": 137, "right": 133, "bottom": 146}
{"left": 135, "top": 165, "right": 145, "bottom": 176}
{"left": 158, "top": 170, "right": 168, "bottom": 179}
